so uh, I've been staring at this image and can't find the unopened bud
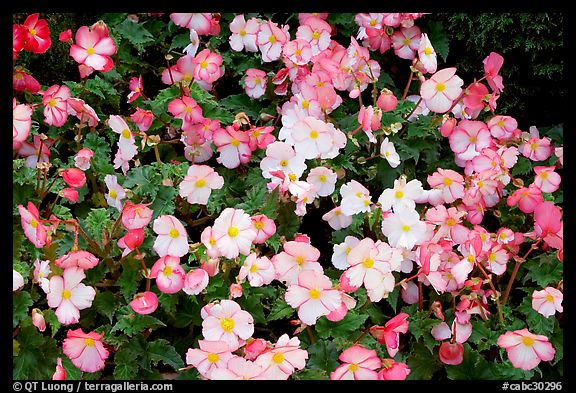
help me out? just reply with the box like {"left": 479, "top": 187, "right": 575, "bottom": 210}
{"left": 259, "top": 113, "right": 275, "bottom": 122}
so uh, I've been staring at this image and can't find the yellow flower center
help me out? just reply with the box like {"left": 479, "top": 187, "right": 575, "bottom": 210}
{"left": 288, "top": 173, "right": 297, "bottom": 182}
{"left": 295, "top": 256, "right": 305, "bottom": 265}
{"left": 522, "top": 336, "right": 535, "bottom": 346}
{"left": 477, "top": 181, "right": 484, "bottom": 188}
{"left": 370, "top": 19, "right": 377, "bottom": 26}
{"left": 436, "top": 83, "right": 446, "bottom": 92}
{"left": 62, "top": 289, "right": 72, "bottom": 300}
{"left": 363, "top": 199, "right": 371, "bottom": 206}
{"left": 345, "top": 247, "right": 351, "bottom": 254}
{"left": 469, "top": 136, "right": 477, "bottom": 143}
{"left": 184, "top": 106, "right": 193, "bottom": 113}
{"left": 15, "top": 73, "right": 23, "bottom": 80}
{"left": 402, "top": 224, "right": 410, "bottom": 232}
{"left": 530, "top": 143, "right": 539, "bottom": 151}
{"left": 109, "top": 189, "right": 117, "bottom": 199}
{"left": 280, "top": 159, "right": 288, "bottom": 167}
{"left": 467, "top": 254, "right": 475, "bottom": 263}
{"left": 272, "top": 353, "right": 285, "bottom": 364}
{"left": 87, "top": 47, "right": 95, "bottom": 55}
{"left": 302, "top": 100, "right": 309, "bottom": 109}
{"left": 424, "top": 47, "right": 432, "bottom": 56}
{"left": 443, "top": 177, "right": 453, "bottom": 186}
{"left": 228, "top": 226, "right": 239, "bottom": 238}
{"left": 489, "top": 253, "right": 497, "bottom": 262}
{"left": 310, "top": 130, "right": 319, "bottom": 139}
{"left": 294, "top": 49, "right": 302, "bottom": 56}
{"left": 231, "top": 138, "right": 240, "bottom": 147}
{"left": 403, "top": 38, "right": 411, "bottom": 46}
{"left": 312, "top": 31, "right": 320, "bottom": 40}
{"left": 545, "top": 294, "right": 554, "bottom": 302}
{"left": 309, "top": 288, "right": 321, "bottom": 299}
{"left": 395, "top": 191, "right": 404, "bottom": 199}
{"left": 250, "top": 264, "right": 259, "bottom": 273}
{"left": 209, "top": 238, "right": 216, "bottom": 246}
{"left": 48, "top": 99, "right": 57, "bottom": 107}
{"left": 540, "top": 172, "right": 549, "bottom": 180}
{"left": 385, "top": 151, "right": 390, "bottom": 157}
{"left": 254, "top": 221, "right": 264, "bottom": 230}
{"left": 207, "top": 353, "right": 220, "bottom": 363}
{"left": 163, "top": 266, "right": 173, "bottom": 276}
{"left": 319, "top": 175, "right": 327, "bottom": 182}
{"left": 348, "top": 363, "right": 359, "bottom": 372}
{"left": 363, "top": 258, "right": 374, "bottom": 269}
{"left": 497, "top": 120, "right": 504, "bottom": 127}
{"left": 239, "top": 29, "right": 246, "bottom": 37}
{"left": 30, "top": 218, "right": 38, "bottom": 229}
{"left": 268, "top": 35, "right": 277, "bottom": 44}
{"left": 220, "top": 317, "right": 235, "bottom": 333}
{"left": 122, "top": 129, "right": 131, "bottom": 139}
{"left": 183, "top": 73, "right": 192, "bottom": 82}
{"left": 200, "top": 60, "right": 208, "bottom": 69}
{"left": 195, "top": 178, "right": 206, "bottom": 188}
{"left": 446, "top": 218, "right": 456, "bottom": 227}
{"left": 169, "top": 228, "right": 179, "bottom": 238}
{"left": 84, "top": 338, "right": 95, "bottom": 347}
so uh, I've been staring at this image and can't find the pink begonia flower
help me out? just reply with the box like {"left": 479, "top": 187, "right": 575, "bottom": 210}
{"left": 487, "top": 115, "right": 517, "bottom": 140}
{"left": 59, "top": 29, "right": 72, "bottom": 42}
{"left": 73, "top": 148, "right": 94, "bottom": 171}
{"left": 13, "top": 270, "right": 24, "bottom": 292}
{"left": 378, "top": 176, "right": 424, "bottom": 213}
{"left": 168, "top": 96, "right": 204, "bottom": 132}
{"left": 13, "top": 99, "right": 32, "bottom": 150}
{"left": 192, "top": 49, "right": 224, "bottom": 86}
{"left": 381, "top": 206, "right": 428, "bottom": 249}
{"left": 364, "top": 24, "right": 392, "bottom": 54}
{"left": 340, "top": 180, "right": 373, "bottom": 216}
{"left": 391, "top": 25, "right": 421, "bottom": 60}
{"left": 42, "top": 84, "right": 71, "bottom": 127}
{"left": 117, "top": 228, "right": 145, "bottom": 257}
{"left": 427, "top": 168, "right": 465, "bottom": 204}
{"left": 18, "top": 202, "right": 48, "bottom": 248}
{"left": 129, "top": 291, "right": 159, "bottom": 315}
{"left": 257, "top": 20, "right": 290, "bottom": 63}
{"left": 104, "top": 174, "right": 126, "bottom": 212}
{"left": 170, "top": 13, "right": 214, "bottom": 36}
{"left": 425, "top": 205, "right": 469, "bottom": 244}
{"left": 212, "top": 208, "right": 257, "bottom": 259}
{"left": 272, "top": 241, "right": 323, "bottom": 286}
{"left": 34, "top": 259, "right": 51, "bottom": 293}
{"left": 483, "top": 52, "right": 504, "bottom": 94}
{"left": 285, "top": 270, "right": 341, "bottom": 325}
{"left": 298, "top": 13, "right": 329, "bottom": 25}
{"left": 532, "top": 202, "right": 562, "bottom": 248}
{"left": 108, "top": 115, "right": 138, "bottom": 166}
{"left": 497, "top": 328, "right": 555, "bottom": 371}
{"left": 291, "top": 116, "right": 333, "bottom": 159}
{"left": 152, "top": 215, "right": 189, "bottom": 258}
{"left": 62, "top": 328, "right": 109, "bottom": 373}
{"left": 554, "top": 146, "right": 563, "bottom": 167}
{"left": 282, "top": 38, "right": 313, "bottom": 66}
{"left": 210, "top": 357, "right": 264, "bottom": 380}
{"left": 161, "top": 54, "right": 196, "bottom": 85}
{"left": 378, "top": 359, "right": 411, "bottom": 380}
{"left": 296, "top": 16, "right": 331, "bottom": 56}
{"left": 202, "top": 299, "right": 255, "bottom": 351}
{"left": 417, "top": 32, "right": 437, "bottom": 74}
{"left": 250, "top": 214, "right": 276, "bottom": 244}
{"left": 506, "top": 184, "right": 544, "bottom": 214}
{"left": 179, "top": 164, "right": 224, "bottom": 205}
{"left": 52, "top": 358, "right": 66, "bottom": 380}
{"left": 247, "top": 125, "right": 276, "bottom": 151}
{"left": 13, "top": 23, "right": 26, "bottom": 59}
{"left": 182, "top": 269, "right": 210, "bottom": 296}
{"left": 229, "top": 283, "right": 243, "bottom": 298}
{"left": 330, "top": 345, "right": 382, "bottom": 380}
{"left": 355, "top": 13, "right": 384, "bottom": 39}
{"left": 70, "top": 25, "right": 115, "bottom": 72}
{"left": 532, "top": 287, "right": 563, "bottom": 318}
{"left": 533, "top": 166, "right": 561, "bottom": 193}
{"left": 213, "top": 125, "right": 252, "bottom": 169}
{"left": 260, "top": 141, "right": 307, "bottom": 180}
{"left": 47, "top": 267, "right": 96, "bottom": 325}
{"left": 520, "top": 127, "right": 553, "bottom": 161}
{"left": 439, "top": 116, "right": 457, "bottom": 137}
{"left": 357, "top": 105, "right": 381, "bottom": 143}
{"left": 370, "top": 313, "right": 409, "bottom": 357}
{"left": 121, "top": 201, "right": 153, "bottom": 230}
{"left": 380, "top": 137, "right": 401, "bottom": 168}
{"left": 149, "top": 256, "right": 185, "bottom": 294}
{"left": 61, "top": 168, "right": 86, "bottom": 189}
{"left": 439, "top": 341, "right": 464, "bottom": 365}
{"left": 13, "top": 70, "right": 41, "bottom": 93}
{"left": 325, "top": 291, "right": 357, "bottom": 322}
{"left": 239, "top": 252, "right": 276, "bottom": 287}
{"left": 200, "top": 226, "right": 221, "bottom": 259}
{"left": 322, "top": 206, "right": 353, "bottom": 230}
{"left": 376, "top": 90, "right": 398, "bottom": 113}
{"left": 186, "top": 340, "right": 234, "bottom": 379}
{"left": 55, "top": 250, "right": 99, "bottom": 270}
{"left": 420, "top": 68, "right": 464, "bottom": 113}
{"left": 254, "top": 334, "right": 308, "bottom": 380}
{"left": 127, "top": 75, "right": 143, "bottom": 103}
{"left": 244, "top": 338, "right": 269, "bottom": 361}
{"left": 331, "top": 236, "right": 360, "bottom": 270}
{"left": 484, "top": 244, "right": 510, "bottom": 276}
{"left": 449, "top": 120, "right": 492, "bottom": 161}
{"left": 22, "top": 13, "right": 52, "bottom": 54}
{"left": 244, "top": 68, "right": 268, "bottom": 99}
{"left": 130, "top": 107, "right": 154, "bottom": 132}
{"left": 229, "top": 14, "right": 259, "bottom": 52}
{"left": 306, "top": 167, "right": 337, "bottom": 197}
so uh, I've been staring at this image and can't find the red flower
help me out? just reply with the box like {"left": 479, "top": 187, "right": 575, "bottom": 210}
{"left": 22, "top": 13, "right": 52, "bottom": 54}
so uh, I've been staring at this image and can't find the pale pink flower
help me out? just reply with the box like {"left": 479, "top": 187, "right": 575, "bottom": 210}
{"left": 483, "top": 52, "right": 504, "bottom": 94}
{"left": 257, "top": 20, "right": 289, "bottom": 63}
{"left": 391, "top": 25, "right": 421, "bottom": 59}
{"left": 179, "top": 164, "right": 224, "bottom": 205}
{"left": 378, "top": 176, "right": 424, "bottom": 213}
{"left": 487, "top": 115, "right": 517, "bottom": 140}
{"left": 200, "top": 226, "right": 221, "bottom": 259}
{"left": 150, "top": 256, "right": 185, "bottom": 294}
{"left": 497, "top": 329, "right": 555, "bottom": 371}
{"left": 229, "top": 283, "right": 243, "bottom": 298}
{"left": 192, "top": 49, "right": 224, "bottom": 85}
{"left": 161, "top": 54, "right": 196, "bottom": 85}
{"left": 212, "top": 208, "right": 257, "bottom": 259}
{"left": 213, "top": 125, "right": 252, "bottom": 169}
{"left": 506, "top": 184, "right": 543, "bottom": 214}
{"left": 285, "top": 270, "right": 341, "bottom": 325}
{"left": 104, "top": 174, "right": 126, "bottom": 211}
{"left": 292, "top": 116, "right": 334, "bottom": 159}
{"left": 167, "top": 96, "right": 204, "bottom": 132}
{"left": 70, "top": 25, "right": 116, "bottom": 71}
{"left": 63, "top": 328, "right": 109, "bottom": 373}
{"left": 520, "top": 127, "right": 553, "bottom": 161}
{"left": 129, "top": 291, "right": 158, "bottom": 315}
{"left": 260, "top": 141, "right": 307, "bottom": 180}
{"left": 13, "top": 100, "right": 33, "bottom": 150}
{"left": 182, "top": 268, "right": 210, "bottom": 295}
{"left": 340, "top": 180, "right": 373, "bottom": 216}
{"left": 152, "top": 215, "right": 189, "bottom": 258}
{"left": 55, "top": 250, "right": 99, "bottom": 270}
{"left": 210, "top": 357, "right": 264, "bottom": 380}
{"left": 74, "top": 148, "right": 94, "bottom": 171}
{"left": 201, "top": 299, "right": 254, "bottom": 351}
{"left": 381, "top": 206, "right": 428, "bottom": 249}
{"left": 554, "top": 146, "right": 563, "bottom": 167}
{"left": 380, "top": 137, "right": 401, "bottom": 168}
{"left": 427, "top": 168, "right": 465, "bottom": 204}
{"left": 244, "top": 68, "right": 268, "bottom": 99}
{"left": 533, "top": 166, "right": 561, "bottom": 193}
{"left": 130, "top": 107, "right": 154, "bottom": 132}
{"left": 34, "top": 259, "right": 51, "bottom": 293}
{"left": 484, "top": 244, "right": 510, "bottom": 276}
{"left": 247, "top": 125, "right": 276, "bottom": 151}
{"left": 18, "top": 202, "right": 48, "bottom": 248}
{"left": 532, "top": 287, "right": 563, "bottom": 318}
{"left": 378, "top": 359, "right": 411, "bottom": 380}
{"left": 42, "top": 84, "right": 71, "bottom": 127}
{"left": 13, "top": 270, "right": 24, "bottom": 292}
{"left": 250, "top": 214, "right": 276, "bottom": 244}
{"left": 306, "top": 167, "right": 337, "bottom": 197}
{"left": 330, "top": 345, "right": 381, "bottom": 380}
{"left": 254, "top": 334, "right": 308, "bottom": 380}
{"left": 370, "top": 313, "right": 409, "bottom": 357}
{"left": 183, "top": 28, "right": 200, "bottom": 57}
{"left": 331, "top": 236, "right": 360, "bottom": 270}
{"left": 229, "top": 14, "right": 259, "bottom": 52}
{"left": 186, "top": 340, "right": 234, "bottom": 379}
{"left": 272, "top": 241, "right": 323, "bottom": 285}
{"left": 449, "top": 120, "right": 492, "bottom": 161}
{"left": 357, "top": 105, "right": 381, "bottom": 143}
{"left": 52, "top": 358, "right": 66, "bottom": 380}
{"left": 170, "top": 13, "right": 214, "bottom": 35}
{"left": 47, "top": 267, "right": 96, "bottom": 325}
{"left": 425, "top": 205, "right": 469, "bottom": 245}
{"left": 109, "top": 115, "right": 138, "bottom": 162}
{"left": 282, "top": 38, "right": 313, "bottom": 65}
{"left": 121, "top": 201, "right": 153, "bottom": 230}
{"left": 322, "top": 206, "right": 353, "bottom": 230}
{"left": 127, "top": 75, "right": 143, "bottom": 103}
{"left": 420, "top": 68, "right": 464, "bottom": 113}
{"left": 296, "top": 16, "right": 331, "bottom": 56}
{"left": 239, "top": 252, "right": 275, "bottom": 287}
{"left": 417, "top": 33, "right": 437, "bottom": 74}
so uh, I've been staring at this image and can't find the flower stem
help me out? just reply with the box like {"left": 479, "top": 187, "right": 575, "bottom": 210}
{"left": 502, "top": 239, "right": 541, "bottom": 305}
{"left": 475, "top": 262, "right": 504, "bottom": 324}
{"left": 401, "top": 70, "right": 414, "bottom": 100}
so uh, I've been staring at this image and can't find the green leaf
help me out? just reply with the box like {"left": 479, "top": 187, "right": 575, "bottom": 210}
{"left": 52, "top": 205, "right": 73, "bottom": 220}
{"left": 85, "top": 75, "right": 119, "bottom": 101}
{"left": 43, "top": 309, "right": 62, "bottom": 338}
{"left": 93, "top": 291, "right": 118, "bottom": 324}
{"left": 123, "top": 166, "right": 162, "bottom": 198}
{"left": 267, "top": 299, "right": 294, "bottom": 322}
{"left": 468, "top": 320, "right": 500, "bottom": 351}
{"left": 83, "top": 132, "right": 114, "bottom": 177}
{"left": 114, "top": 348, "right": 140, "bottom": 379}
{"left": 170, "top": 31, "right": 191, "bottom": 51}
{"left": 314, "top": 311, "right": 368, "bottom": 340}
{"left": 158, "top": 292, "right": 180, "bottom": 316}
{"left": 83, "top": 208, "right": 112, "bottom": 245}
{"left": 385, "top": 288, "right": 400, "bottom": 313}
{"left": 522, "top": 253, "right": 563, "bottom": 287}
{"left": 13, "top": 291, "right": 33, "bottom": 328}
{"left": 445, "top": 344, "right": 496, "bottom": 380}
{"left": 306, "top": 339, "right": 340, "bottom": 373}
{"left": 219, "top": 94, "right": 262, "bottom": 119}
{"left": 172, "top": 296, "right": 202, "bottom": 328}
{"left": 511, "top": 156, "right": 533, "bottom": 177}
{"left": 427, "top": 21, "right": 450, "bottom": 62}
{"left": 116, "top": 259, "right": 142, "bottom": 301}
{"left": 493, "top": 360, "right": 535, "bottom": 380}
{"left": 149, "top": 186, "right": 177, "bottom": 220}
{"left": 148, "top": 339, "right": 185, "bottom": 371}
{"left": 115, "top": 18, "right": 155, "bottom": 53}
{"left": 112, "top": 309, "right": 166, "bottom": 336}
{"left": 13, "top": 326, "right": 59, "bottom": 379}
{"left": 406, "top": 342, "right": 442, "bottom": 380}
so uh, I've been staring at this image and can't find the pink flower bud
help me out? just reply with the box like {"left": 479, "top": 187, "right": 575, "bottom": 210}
{"left": 52, "top": 358, "right": 67, "bottom": 380}
{"left": 378, "top": 359, "right": 411, "bottom": 380}
{"left": 325, "top": 300, "right": 348, "bottom": 322}
{"left": 61, "top": 168, "right": 86, "bottom": 188}
{"left": 182, "top": 269, "right": 209, "bottom": 295}
{"left": 439, "top": 117, "right": 457, "bottom": 137}
{"left": 74, "top": 148, "right": 94, "bottom": 171}
{"left": 201, "top": 257, "right": 220, "bottom": 277}
{"left": 59, "top": 29, "right": 72, "bottom": 42}
{"left": 121, "top": 228, "right": 145, "bottom": 250}
{"left": 61, "top": 187, "right": 79, "bottom": 203}
{"left": 376, "top": 90, "right": 398, "bottom": 112}
{"left": 130, "top": 108, "right": 154, "bottom": 132}
{"left": 293, "top": 234, "right": 311, "bottom": 243}
{"left": 339, "top": 272, "right": 360, "bottom": 292}
{"left": 229, "top": 283, "right": 243, "bottom": 298}
{"left": 129, "top": 291, "right": 159, "bottom": 315}
{"left": 32, "top": 309, "right": 46, "bottom": 332}
{"left": 243, "top": 338, "right": 269, "bottom": 360}
{"left": 439, "top": 341, "right": 464, "bottom": 365}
